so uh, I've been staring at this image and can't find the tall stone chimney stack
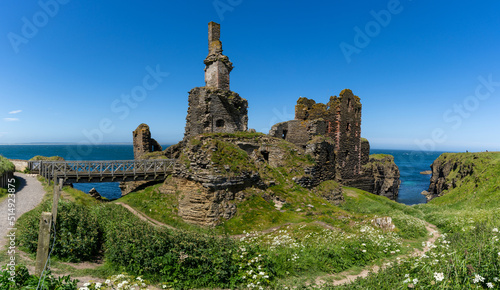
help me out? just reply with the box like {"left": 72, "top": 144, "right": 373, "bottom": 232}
{"left": 204, "top": 22, "right": 233, "bottom": 90}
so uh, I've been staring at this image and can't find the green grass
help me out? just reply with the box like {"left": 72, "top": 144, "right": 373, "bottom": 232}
{"left": 29, "top": 155, "right": 65, "bottom": 161}
{"left": 11, "top": 147, "right": 500, "bottom": 288}
{"left": 0, "top": 155, "right": 15, "bottom": 176}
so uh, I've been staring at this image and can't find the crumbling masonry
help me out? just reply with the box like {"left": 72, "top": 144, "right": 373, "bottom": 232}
{"left": 183, "top": 22, "right": 248, "bottom": 140}
{"left": 269, "top": 91, "right": 399, "bottom": 199}
{"left": 132, "top": 123, "right": 162, "bottom": 159}
{"left": 270, "top": 89, "right": 369, "bottom": 180}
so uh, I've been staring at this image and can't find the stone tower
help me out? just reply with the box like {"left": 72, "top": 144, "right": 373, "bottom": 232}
{"left": 183, "top": 22, "right": 248, "bottom": 140}
{"left": 204, "top": 22, "right": 233, "bottom": 90}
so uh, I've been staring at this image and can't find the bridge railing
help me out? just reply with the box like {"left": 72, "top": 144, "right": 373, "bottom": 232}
{"left": 30, "top": 159, "right": 176, "bottom": 182}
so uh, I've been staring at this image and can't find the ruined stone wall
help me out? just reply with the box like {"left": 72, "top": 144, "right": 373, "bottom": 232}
{"left": 361, "top": 138, "right": 370, "bottom": 166}
{"left": 184, "top": 87, "right": 248, "bottom": 140}
{"left": 133, "top": 123, "right": 162, "bottom": 159}
{"left": 293, "top": 89, "right": 362, "bottom": 179}
{"left": 269, "top": 120, "right": 327, "bottom": 148}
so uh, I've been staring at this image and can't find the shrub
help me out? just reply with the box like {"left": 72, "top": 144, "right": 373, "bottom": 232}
{"left": 17, "top": 200, "right": 103, "bottom": 262}
{"left": 0, "top": 264, "right": 77, "bottom": 289}
{"left": 0, "top": 156, "right": 15, "bottom": 176}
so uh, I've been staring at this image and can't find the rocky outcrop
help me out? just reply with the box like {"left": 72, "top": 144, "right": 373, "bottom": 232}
{"left": 160, "top": 133, "right": 314, "bottom": 226}
{"left": 425, "top": 153, "right": 475, "bottom": 201}
{"left": 162, "top": 177, "right": 238, "bottom": 226}
{"left": 88, "top": 188, "right": 102, "bottom": 200}
{"left": 344, "top": 155, "right": 400, "bottom": 200}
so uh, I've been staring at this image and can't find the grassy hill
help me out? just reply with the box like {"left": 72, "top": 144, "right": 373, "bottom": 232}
{"left": 4, "top": 152, "right": 500, "bottom": 288}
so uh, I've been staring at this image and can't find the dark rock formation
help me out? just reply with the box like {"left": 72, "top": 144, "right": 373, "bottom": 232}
{"left": 426, "top": 153, "right": 475, "bottom": 201}
{"left": 133, "top": 123, "right": 162, "bottom": 159}
{"left": 88, "top": 188, "right": 102, "bottom": 200}
{"left": 343, "top": 155, "right": 400, "bottom": 200}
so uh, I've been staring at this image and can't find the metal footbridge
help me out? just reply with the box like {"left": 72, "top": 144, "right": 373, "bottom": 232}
{"left": 28, "top": 159, "right": 176, "bottom": 184}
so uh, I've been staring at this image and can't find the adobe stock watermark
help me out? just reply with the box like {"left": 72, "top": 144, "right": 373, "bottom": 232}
{"left": 213, "top": 0, "right": 243, "bottom": 21}
{"left": 339, "top": 0, "right": 408, "bottom": 64}
{"left": 7, "top": 0, "right": 71, "bottom": 54}
{"left": 415, "top": 74, "right": 500, "bottom": 152}
{"left": 65, "top": 65, "right": 169, "bottom": 160}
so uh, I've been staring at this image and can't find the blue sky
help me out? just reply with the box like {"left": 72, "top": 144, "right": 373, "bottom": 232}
{"left": 1, "top": 0, "right": 499, "bottom": 152}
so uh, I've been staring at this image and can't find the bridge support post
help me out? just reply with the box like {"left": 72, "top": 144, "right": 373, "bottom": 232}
{"left": 35, "top": 212, "right": 52, "bottom": 277}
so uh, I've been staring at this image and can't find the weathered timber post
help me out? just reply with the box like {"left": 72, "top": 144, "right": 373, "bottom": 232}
{"left": 52, "top": 173, "right": 60, "bottom": 225}
{"left": 35, "top": 212, "right": 52, "bottom": 276}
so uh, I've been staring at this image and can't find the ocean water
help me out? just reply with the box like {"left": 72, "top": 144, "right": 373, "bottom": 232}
{"left": 371, "top": 149, "right": 445, "bottom": 205}
{"left": 0, "top": 144, "right": 170, "bottom": 200}
{"left": 0, "top": 145, "right": 445, "bottom": 204}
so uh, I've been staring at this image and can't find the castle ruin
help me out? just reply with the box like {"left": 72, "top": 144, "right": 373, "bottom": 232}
{"left": 269, "top": 89, "right": 370, "bottom": 183}
{"left": 132, "top": 123, "right": 162, "bottom": 159}
{"left": 183, "top": 22, "right": 248, "bottom": 140}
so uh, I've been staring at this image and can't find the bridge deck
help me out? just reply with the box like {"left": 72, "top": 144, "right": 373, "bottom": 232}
{"left": 28, "top": 159, "right": 176, "bottom": 184}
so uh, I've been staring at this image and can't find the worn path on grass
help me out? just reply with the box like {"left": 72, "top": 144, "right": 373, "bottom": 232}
{"left": 0, "top": 173, "right": 45, "bottom": 249}
{"left": 314, "top": 221, "right": 441, "bottom": 287}
{"left": 116, "top": 202, "right": 339, "bottom": 239}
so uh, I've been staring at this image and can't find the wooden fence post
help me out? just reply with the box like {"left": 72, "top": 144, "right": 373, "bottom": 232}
{"left": 52, "top": 173, "right": 60, "bottom": 225}
{"left": 35, "top": 212, "right": 52, "bottom": 277}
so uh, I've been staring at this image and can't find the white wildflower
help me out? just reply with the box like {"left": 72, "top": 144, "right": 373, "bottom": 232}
{"left": 434, "top": 272, "right": 444, "bottom": 282}
{"left": 487, "top": 282, "right": 494, "bottom": 288}
{"left": 473, "top": 274, "right": 485, "bottom": 283}
{"left": 105, "top": 280, "right": 111, "bottom": 284}
{"left": 79, "top": 288, "right": 89, "bottom": 290}
{"left": 83, "top": 283, "right": 90, "bottom": 287}
{"left": 95, "top": 283, "right": 102, "bottom": 289}
{"left": 413, "top": 278, "right": 418, "bottom": 284}
{"left": 494, "top": 277, "right": 499, "bottom": 282}
{"left": 493, "top": 228, "right": 499, "bottom": 232}
{"left": 362, "top": 249, "right": 366, "bottom": 253}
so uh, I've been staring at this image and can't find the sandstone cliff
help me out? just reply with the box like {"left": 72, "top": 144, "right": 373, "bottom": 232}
{"left": 424, "top": 153, "right": 476, "bottom": 201}
{"left": 343, "top": 154, "right": 400, "bottom": 200}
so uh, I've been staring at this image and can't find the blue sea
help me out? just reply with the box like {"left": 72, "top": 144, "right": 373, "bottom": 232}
{"left": 0, "top": 144, "right": 171, "bottom": 200}
{"left": 0, "top": 145, "right": 445, "bottom": 205}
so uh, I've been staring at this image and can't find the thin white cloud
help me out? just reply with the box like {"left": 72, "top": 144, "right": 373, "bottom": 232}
{"left": 9, "top": 110, "right": 22, "bottom": 114}
{"left": 3, "top": 118, "right": 19, "bottom": 122}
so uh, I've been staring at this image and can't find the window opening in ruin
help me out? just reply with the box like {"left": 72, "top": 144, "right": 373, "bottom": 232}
{"left": 261, "top": 150, "right": 269, "bottom": 162}
{"left": 216, "top": 119, "right": 225, "bottom": 128}
{"left": 346, "top": 122, "right": 351, "bottom": 132}
{"left": 347, "top": 98, "right": 352, "bottom": 112}
{"left": 282, "top": 129, "right": 288, "bottom": 139}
